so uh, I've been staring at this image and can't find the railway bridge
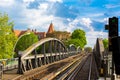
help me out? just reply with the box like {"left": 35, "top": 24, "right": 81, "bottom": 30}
{"left": 17, "top": 38, "right": 81, "bottom": 74}
{"left": 1, "top": 37, "right": 110, "bottom": 80}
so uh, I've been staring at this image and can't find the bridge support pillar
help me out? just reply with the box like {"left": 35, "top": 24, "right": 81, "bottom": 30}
{"left": 34, "top": 49, "right": 38, "bottom": 68}
{"left": 38, "top": 58, "right": 42, "bottom": 66}
{"left": 46, "top": 56, "right": 49, "bottom": 64}
{"left": 17, "top": 51, "right": 23, "bottom": 74}
{"left": 58, "top": 43, "right": 61, "bottom": 60}
{"left": 26, "top": 59, "right": 31, "bottom": 70}
{"left": 42, "top": 44, "right": 46, "bottom": 65}
{"left": 54, "top": 41, "right": 58, "bottom": 61}
{"left": 48, "top": 41, "right": 53, "bottom": 63}
{"left": 62, "top": 48, "right": 66, "bottom": 59}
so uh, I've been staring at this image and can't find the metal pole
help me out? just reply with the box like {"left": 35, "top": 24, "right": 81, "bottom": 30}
{"left": 34, "top": 49, "right": 38, "bottom": 68}
{"left": 111, "top": 52, "right": 114, "bottom": 80}
{"left": 42, "top": 44, "right": 46, "bottom": 65}
{"left": 17, "top": 51, "right": 23, "bottom": 74}
{"left": 49, "top": 41, "right": 52, "bottom": 63}
{"left": 54, "top": 40, "right": 57, "bottom": 61}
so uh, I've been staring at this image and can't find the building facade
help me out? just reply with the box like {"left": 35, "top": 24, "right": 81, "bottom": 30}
{"left": 14, "top": 22, "right": 70, "bottom": 40}
{"left": 14, "top": 28, "right": 46, "bottom": 39}
{"left": 46, "top": 22, "right": 71, "bottom": 40}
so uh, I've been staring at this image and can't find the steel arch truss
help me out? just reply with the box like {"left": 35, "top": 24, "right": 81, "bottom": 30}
{"left": 17, "top": 38, "right": 68, "bottom": 74}
{"left": 77, "top": 46, "right": 81, "bottom": 53}
{"left": 68, "top": 44, "right": 78, "bottom": 56}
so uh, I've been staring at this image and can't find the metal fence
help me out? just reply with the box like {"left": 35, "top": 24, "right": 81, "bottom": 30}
{"left": 0, "top": 63, "right": 3, "bottom": 80}
{"left": 0, "top": 58, "right": 18, "bottom": 71}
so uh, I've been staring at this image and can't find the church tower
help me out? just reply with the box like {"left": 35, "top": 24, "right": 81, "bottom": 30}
{"left": 47, "top": 22, "right": 54, "bottom": 34}
{"left": 46, "top": 22, "right": 71, "bottom": 40}
{"left": 46, "top": 22, "right": 55, "bottom": 37}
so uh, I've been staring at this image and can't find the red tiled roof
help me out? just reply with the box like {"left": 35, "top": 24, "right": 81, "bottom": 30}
{"left": 35, "top": 32, "right": 46, "bottom": 38}
{"left": 14, "top": 29, "right": 46, "bottom": 38}
{"left": 14, "top": 30, "right": 22, "bottom": 37}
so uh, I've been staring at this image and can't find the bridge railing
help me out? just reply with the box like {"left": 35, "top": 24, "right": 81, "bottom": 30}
{"left": 0, "top": 51, "right": 80, "bottom": 71}
{"left": 1, "top": 38, "right": 82, "bottom": 73}
{"left": 0, "top": 58, "right": 18, "bottom": 71}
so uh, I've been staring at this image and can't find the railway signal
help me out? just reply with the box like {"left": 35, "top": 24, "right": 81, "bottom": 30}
{"left": 105, "top": 17, "right": 120, "bottom": 76}
{"left": 105, "top": 25, "right": 109, "bottom": 30}
{"left": 108, "top": 17, "right": 118, "bottom": 51}
{"left": 109, "top": 17, "right": 120, "bottom": 75}
{"left": 109, "top": 17, "right": 118, "bottom": 37}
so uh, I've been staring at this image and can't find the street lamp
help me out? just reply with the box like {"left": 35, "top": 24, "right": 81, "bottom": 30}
{"left": 12, "top": 32, "right": 30, "bottom": 58}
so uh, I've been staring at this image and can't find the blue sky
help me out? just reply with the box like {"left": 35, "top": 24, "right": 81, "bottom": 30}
{"left": 0, "top": 0, "right": 120, "bottom": 47}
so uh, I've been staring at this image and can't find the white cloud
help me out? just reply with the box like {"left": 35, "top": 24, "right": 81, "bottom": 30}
{"left": 23, "top": 0, "right": 35, "bottom": 3}
{"left": 92, "top": 13, "right": 103, "bottom": 17}
{"left": 20, "top": 9, "right": 53, "bottom": 29}
{"left": 17, "top": 2, "right": 66, "bottom": 31}
{"left": 38, "top": 3, "right": 48, "bottom": 10}
{"left": 23, "top": 0, "right": 35, "bottom": 7}
{"left": 67, "top": 17, "right": 106, "bottom": 48}
{"left": 86, "top": 31, "right": 108, "bottom": 47}
{"left": 68, "top": 17, "right": 94, "bottom": 32}
{"left": 0, "top": 0, "right": 15, "bottom": 7}
{"left": 80, "top": 18, "right": 93, "bottom": 31}
{"left": 105, "top": 4, "right": 120, "bottom": 9}
{"left": 46, "top": 0, "right": 63, "bottom": 3}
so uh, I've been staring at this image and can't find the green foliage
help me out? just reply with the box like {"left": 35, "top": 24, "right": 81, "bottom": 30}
{"left": 84, "top": 47, "right": 92, "bottom": 52}
{"left": 103, "top": 38, "right": 108, "bottom": 49}
{"left": 67, "top": 29, "right": 87, "bottom": 48}
{"left": 0, "top": 13, "right": 17, "bottom": 59}
{"left": 71, "top": 29, "right": 86, "bottom": 39}
{"left": 15, "top": 32, "right": 38, "bottom": 56}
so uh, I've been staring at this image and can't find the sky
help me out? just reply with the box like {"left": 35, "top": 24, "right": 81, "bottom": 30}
{"left": 0, "top": 0, "right": 120, "bottom": 48}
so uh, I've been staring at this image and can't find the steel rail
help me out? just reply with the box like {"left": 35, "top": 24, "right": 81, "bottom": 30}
{"left": 88, "top": 54, "right": 93, "bottom": 80}
{"left": 49, "top": 54, "right": 86, "bottom": 80}
{"left": 67, "top": 54, "right": 90, "bottom": 80}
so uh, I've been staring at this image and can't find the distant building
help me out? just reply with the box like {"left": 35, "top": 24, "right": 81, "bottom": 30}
{"left": 46, "top": 22, "right": 71, "bottom": 40}
{"left": 14, "top": 22, "right": 70, "bottom": 40}
{"left": 47, "top": 22, "right": 54, "bottom": 33}
{"left": 35, "top": 32, "right": 46, "bottom": 39}
{"left": 46, "top": 22, "right": 55, "bottom": 37}
{"left": 14, "top": 28, "right": 31, "bottom": 37}
{"left": 14, "top": 28, "right": 46, "bottom": 39}
{"left": 13, "top": 30, "right": 21, "bottom": 37}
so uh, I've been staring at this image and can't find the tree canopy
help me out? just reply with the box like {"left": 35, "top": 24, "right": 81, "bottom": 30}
{"left": 103, "top": 38, "right": 108, "bottom": 49}
{"left": 67, "top": 29, "right": 87, "bottom": 48}
{"left": 0, "top": 13, "right": 17, "bottom": 59}
{"left": 84, "top": 47, "right": 92, "bottom": 53}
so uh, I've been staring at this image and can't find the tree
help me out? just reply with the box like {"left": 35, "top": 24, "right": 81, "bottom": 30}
{"left": 0, "top": 13, "right": 17, "bottom": 59}
{"left": 103, "top": 38, "right": 108, "bottom": 49}
{"left": 67, "top": 29, "right": 87, "bottom": 48}
{"left": 84, "top": 47, "right": 92, "bottom": 52}
{"left": 15, "top": 32, "right": 38, "bottom": 56}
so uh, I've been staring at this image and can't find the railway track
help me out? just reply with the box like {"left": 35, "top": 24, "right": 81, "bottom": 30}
{"left": 51, "top": 53, "right": 87, "bottom": 80}
{"left": 52, "top": 53, "right": 99, "bottom": 80}
{"left": 66, "top": 53, "right": 93, "bottom": 80}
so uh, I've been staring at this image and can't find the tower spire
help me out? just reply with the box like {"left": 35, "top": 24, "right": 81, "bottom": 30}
{"left": 47, "top": 22, "right": 54, "bottom": 33}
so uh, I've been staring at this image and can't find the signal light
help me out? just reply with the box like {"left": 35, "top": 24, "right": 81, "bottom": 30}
{"left": 108, "top": 17, "right": 118, "bottom": 51}
{"left": 109, "top": 17, "right": 118, "bottom": 37}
